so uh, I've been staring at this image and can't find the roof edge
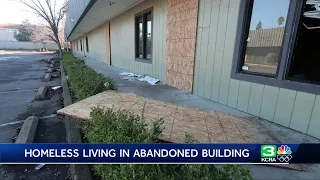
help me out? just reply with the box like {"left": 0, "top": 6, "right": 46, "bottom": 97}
{"left": 67, "top": 0, "right": 97, "bottom": 41}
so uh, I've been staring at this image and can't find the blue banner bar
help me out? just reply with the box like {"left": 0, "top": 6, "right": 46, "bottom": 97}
{"left": 0, "top": 144, "right": 318, "bottom": 164}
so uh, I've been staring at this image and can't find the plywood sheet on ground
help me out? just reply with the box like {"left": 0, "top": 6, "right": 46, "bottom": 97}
{"left": 57, "top": 91, "right": 303, "bottom": 171}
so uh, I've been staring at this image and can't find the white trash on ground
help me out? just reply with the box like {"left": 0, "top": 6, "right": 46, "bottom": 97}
{"left": 123, "top": 77, "right": 136, "bottom": 81}
{"left": 138, "top": 76, "right": 159, "bottom": 85}
{"left": 119, "top": 72, "right": 142, "bottom": 78}
{"left": 35, "top": 164, "right": 45, "bottom": 171}
{"left": 52, "top": 86, "right": 62, "bottom": 90}
{"left": 120, "top": 72, "right": 159, "bottom": 85}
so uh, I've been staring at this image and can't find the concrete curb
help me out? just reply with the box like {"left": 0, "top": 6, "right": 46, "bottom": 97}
{"left": 35, "top": 85, "right": 48, "bottom": 100}
{"left": 44, "top": 74, "right": 51, "bottom": 82}
{"left": 60, "top": 60, "right": 92, "bottom": 180}
{"left": 15, "top": 116, "right": 39, "bottom": 143}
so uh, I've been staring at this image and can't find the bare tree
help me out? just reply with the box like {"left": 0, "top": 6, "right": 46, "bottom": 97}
{"left": 17, "top": 0, "right": 68, "bottom": 58}
{"left": 277, "top": 16, "right": 285, "bottom": 27}
{"left": 31, "top": 25, "right": 55, "bottom": 50}
{"left": 256, "top": 21, "right": 262, "bottom": 30}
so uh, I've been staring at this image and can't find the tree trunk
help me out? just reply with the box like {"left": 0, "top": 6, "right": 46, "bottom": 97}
{"left": 57, "top": 42, "right": 62, "bottom": 59}
{"left": 53, "top": 30, "right": 62, "bottom": 59}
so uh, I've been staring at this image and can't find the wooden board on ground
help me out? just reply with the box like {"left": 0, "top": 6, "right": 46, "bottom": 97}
{"left": 57, "top": 90, "right": 304, "bottom": 171}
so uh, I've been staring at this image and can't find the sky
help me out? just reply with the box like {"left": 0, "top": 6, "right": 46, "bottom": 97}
{"left": 0, "top": 0, "right": 65, "bottom": 25}
{"left": 249, "top": 0, "right": 291, "bottom": 30}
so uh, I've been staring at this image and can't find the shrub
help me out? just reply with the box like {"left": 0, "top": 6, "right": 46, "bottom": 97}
{"left": 81, "top": 107, "right": 252, "bottom": 180}
{"left": 62, "top": 52, "right": 116, "bottom": 101}
{"left": 265, "top": 53, "right": 278, "bottom": 65}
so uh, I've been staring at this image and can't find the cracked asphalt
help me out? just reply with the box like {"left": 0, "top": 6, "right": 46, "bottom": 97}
{"left": 0, "top": 53, "right": 53, "bottom": 124}
{"left": 0, "top": 51, "right": 69, "bottom": 180}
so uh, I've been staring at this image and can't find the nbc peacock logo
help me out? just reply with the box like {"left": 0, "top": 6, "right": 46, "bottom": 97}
{"left": 276, "top": 145, "right": 292, "bottom": 163}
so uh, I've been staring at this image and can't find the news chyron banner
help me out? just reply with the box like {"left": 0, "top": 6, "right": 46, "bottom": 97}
{"left": 0, "top": 144, "right": 318, "bottom": 164}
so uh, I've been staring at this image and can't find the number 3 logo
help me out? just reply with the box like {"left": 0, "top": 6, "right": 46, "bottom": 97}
{"left": 261, "top": 145, "right": 276, "bottom": 158}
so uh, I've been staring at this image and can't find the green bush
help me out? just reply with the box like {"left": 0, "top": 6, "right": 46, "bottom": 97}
{"left": 81, "top": 107, "right": 252, "bottom": 180}
{"left": 265, "top": 53, "right": 278, "bottom": 65}
{"left": 62, "top": 52, "right": 116, "bottom": 101}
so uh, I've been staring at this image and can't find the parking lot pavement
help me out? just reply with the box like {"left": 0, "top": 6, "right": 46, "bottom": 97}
{"left": 0, "top": 53, "right": 53, "bottom": 124}
{"left": 0, "top": 52, "right": 69, "bottom": 179}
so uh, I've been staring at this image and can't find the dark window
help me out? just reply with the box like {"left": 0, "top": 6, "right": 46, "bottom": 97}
{"left": 231, "top": 0, "right": 320, "bottom": 94}
{"left": 77, "top": 41, "right": 78, "bottom": 51}
{"left": 86, "top": 37, "right": 89, "bottom": 52}
{"left": 80, "top": 40, "right": 83, "bottom": 51}
{"left": 135, "top": 9, "right": 152, "bottom": 61}
{"left": 288, "top": 2, "right": 320, "bottom": 85}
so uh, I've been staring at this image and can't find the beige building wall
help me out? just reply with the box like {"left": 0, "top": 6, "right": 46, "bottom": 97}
{"left": 72, "top": 25, "right": 107, "bottom": 63}
{"left": 85, "top": 25, "right": 108, "bottom": 63}
{"left": 110, "top": 0, "right": 168, "bottom": 82}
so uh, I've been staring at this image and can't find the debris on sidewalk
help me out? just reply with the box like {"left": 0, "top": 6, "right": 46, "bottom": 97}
{"left": 119, "top": 72, "right": 142, "bottom": 78}
{"left": 122, "top": 77, "right": 136, "bottom": 81}
{"left": 35, "top": 164, "right": 45, "bottom": 171}
{"left": 138, "top": 76, "right": 159, "bottom": 85}
{"left": 119, "top": 72, "right": 159, "bottom": 85}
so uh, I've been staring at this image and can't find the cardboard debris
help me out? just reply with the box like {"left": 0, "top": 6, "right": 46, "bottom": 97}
{"left": 57, "top": 91, "right": 304, "bottom": 171}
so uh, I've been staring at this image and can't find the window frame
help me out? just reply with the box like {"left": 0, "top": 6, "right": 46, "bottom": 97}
{"left": 86, "top": 36, "right": 89, "bottom": 52}
{"left": 134, "top": 8, "right": 153, "bottom": 64}
{"left": 231, "top": 0, "right": 320, "bottom": 95}
{"left": 80, "top": 39, "right": 83, "bottom": 51}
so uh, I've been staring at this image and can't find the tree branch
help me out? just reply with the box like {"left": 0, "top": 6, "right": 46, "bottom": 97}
{"left": 47, "top": 34, "right": 58, "bottom": 43}
{"left": 45, "top": 0, "right": 56, "bottom": 26}
{"left": 17, "top": 0, "right": 67, "bottom": 58}
{"left": 17, "top": 0, "right": 49, "bottom": 23}
{"left": 56, "top": 2, "right": 68, "bottom": 27}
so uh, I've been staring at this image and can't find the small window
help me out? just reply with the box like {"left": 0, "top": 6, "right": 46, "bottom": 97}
{"left": 80, "top": 40, "right": 83, "bottom": 51}
{"left": 135, "top": 9, "right": 152, "bottom": 61}
{"left": 86, "top": 37, "right": 89, "bottom": 52}
{"left": 240, "top": 0, "right": 290, "bottom": 76}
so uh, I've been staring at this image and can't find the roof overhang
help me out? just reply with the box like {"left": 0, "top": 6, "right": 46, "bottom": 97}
{"left": 67, "top": 0, "right": 145, "bottom": 41}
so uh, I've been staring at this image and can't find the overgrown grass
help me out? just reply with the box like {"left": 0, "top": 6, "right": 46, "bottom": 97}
{"left": 62, "top": 52, "right": 116, "bottom": 101}
{"left": 81, "top": 107, "right": 252, "bottom": 180}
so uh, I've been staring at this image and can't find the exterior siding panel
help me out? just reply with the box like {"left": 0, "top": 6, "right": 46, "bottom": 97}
{"left": 194, "top": 0, "right": 320, "bottom": 138}
{"left": 85, "top": 25, "right": 107, "bottom": 63}
{"left": 110, "top": 0, "right": 167, "bottom": 82}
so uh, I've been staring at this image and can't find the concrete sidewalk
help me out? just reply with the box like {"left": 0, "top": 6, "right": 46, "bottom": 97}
{"left": 73, "top": 53, "right": 320, "bottom": 179}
